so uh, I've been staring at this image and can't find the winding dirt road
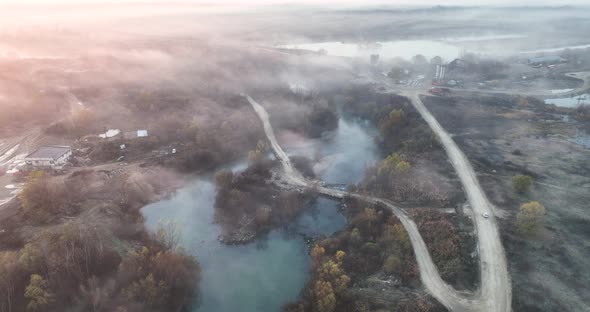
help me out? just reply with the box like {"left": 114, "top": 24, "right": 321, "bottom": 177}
{"left": 405, "top": 91, "right": 511, "bottom": 312}
{"left": 446, "top": 71, "right": 590, "bottom": 99}
{"left": 245, "top": 94, "right": 511, "bottom": 312}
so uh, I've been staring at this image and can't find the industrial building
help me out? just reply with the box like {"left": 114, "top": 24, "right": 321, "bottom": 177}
{"left": 24, "top": 145, "right": 72, "bottom": 170}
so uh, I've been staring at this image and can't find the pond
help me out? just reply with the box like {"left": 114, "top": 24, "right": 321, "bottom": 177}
{"left": 141, "top": 117, "right": 378, "bottom": 312}
{"left": 545, "top": 94, "right": 589, "bottom": 108}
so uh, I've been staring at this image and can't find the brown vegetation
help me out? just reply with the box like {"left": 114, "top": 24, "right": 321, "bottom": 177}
{"left": 515, "top": 201, "right": 546, "bottom": 236}
{"left": 339, "top": 89, "right": 439, "bottom": 156}
{"left": 214, "top": 158, "right": 312, "bottom": 244}
{"left": 0, "top": 222, "right": 199, "bottom": 312}
{"left": 339, "top": 86, "right": 460, "bottom": 207}
{"left": 18, "top": 171, "right": 80, "bottom": 223}
{"left": 359, "top": 152, "right": 456, "bottom": 207}
{"left": 574, "top": 104, "right": 590, "bottom": 121}
{"left": 285, "top": 197, "right": 429, "bottom": 312}
{"left": 1, "top": 166, "right": 199, "bottom": 312}
{"left": 410, "top": 209, "right": 476, "bottom": 287}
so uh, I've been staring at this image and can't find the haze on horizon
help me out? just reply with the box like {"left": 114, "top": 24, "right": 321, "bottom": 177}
{"left": 1, "top": 0, "right": 589, "bottom": 6}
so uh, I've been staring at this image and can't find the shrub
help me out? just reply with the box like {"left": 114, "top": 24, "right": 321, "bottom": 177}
{"left": 383, "top": 255, "right": 402, "bottom": 274}
{"left": 515, "top": 201, "right": 546, "bottom": 236}
{"left": 512, "top": 175, "right": 533, "bottom": 194}
{"left": 19, "top": 171, "right": 73, "bottom": 223}
{"left": 378, "top": 109, "right": 406, "bottom": 136}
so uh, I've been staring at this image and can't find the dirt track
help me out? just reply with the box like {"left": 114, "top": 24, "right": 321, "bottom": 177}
{"left": 405, "top": 91, "right": 511, "bottom": 312}
{"left": 447, "top": 71, "right": 590, "bottom": 99}
{"left": 246, "top": 95, "right": 510, "bottom": 312}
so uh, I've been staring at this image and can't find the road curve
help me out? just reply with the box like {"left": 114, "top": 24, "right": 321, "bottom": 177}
{"left": 244, "top": 95, "right": 494, "bottom": 312}
{"left": 445, "top": 71, "right": 590, "bottom": 99}
{"left": 404, "top": 91, "right": 512, "bottom": 312}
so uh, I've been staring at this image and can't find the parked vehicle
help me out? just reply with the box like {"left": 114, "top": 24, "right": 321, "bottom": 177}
{"left": 428, "top": 87, "right": 451, "bottom": 96}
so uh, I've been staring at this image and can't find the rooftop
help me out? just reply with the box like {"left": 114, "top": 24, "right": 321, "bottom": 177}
{"left": 26, "top": 145, "right": 71, "bottom": 160}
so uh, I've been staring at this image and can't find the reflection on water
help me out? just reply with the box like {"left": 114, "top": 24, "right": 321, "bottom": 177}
{"left": 141, "top": 117, "right": 378, "bottom": 312}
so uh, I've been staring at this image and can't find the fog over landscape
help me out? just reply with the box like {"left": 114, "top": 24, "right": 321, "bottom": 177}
{"left": 0, "top": 2, "right": 589, "bottom": 312}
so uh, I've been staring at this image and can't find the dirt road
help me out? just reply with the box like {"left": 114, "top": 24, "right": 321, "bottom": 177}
{"left": 245, "top": 95, "right": 503, "bottom": 312}
{"left": 244, "top": 95, "right": 307, "bottom": 186}
{"left": 446, "top": 71, "right": 590, "bottom": 99}
{"left": 404, "top": 91, "right": 512, "bottom": 312}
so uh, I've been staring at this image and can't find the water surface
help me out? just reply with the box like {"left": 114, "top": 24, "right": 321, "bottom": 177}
{"left": 141, "top": 117, "right": 378, "bottom": 312}
{"left": 545, "top": 94, "right": 589, "bottom": 108}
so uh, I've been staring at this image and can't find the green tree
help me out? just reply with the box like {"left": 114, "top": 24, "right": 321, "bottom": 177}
{"left": 395, "top": 160, "right": 411, "bottom": 173}
{"left": 349, "top": 228, "right": 362, "bottom": 246}
{"left": 18, "top": 243, "right": 43, "bottom": 273}
{"left": 512, "top": 175, "right": 533, "bottom": 194}
{"left": 318, "top": 258, "right": 350, "bottom": 293}
{"left": 378, "top": 109, "right": 406, "bottom": 136}
{"left": 515, "top": 201, "right": 545, "bottom": 235}
{"left": 363, "top": 208, "right": 378, "bottom": 227}
{"left": 335, "top": 250, "right": 346, "bottom": 263}
{"left": 378, "top": 153, "right": 407, "bottom": 175}
{"left": 313, "top": 280, "right": 336, "bottom": 312}
{"left": 311, "top": 245, "right": 325, "bottom": 260}
{"left": 383, "top": 255, "right": 401, "bottom": 274}
{"left": 24, "top": 274, "right": 54, "bottom": 312}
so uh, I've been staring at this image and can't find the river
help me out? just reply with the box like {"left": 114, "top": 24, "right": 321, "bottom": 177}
{"left": 278, "top": 39, "right": 590, "bottom": 62}
{"left": 141, "top": 116, "right": 378, "bottom": 312}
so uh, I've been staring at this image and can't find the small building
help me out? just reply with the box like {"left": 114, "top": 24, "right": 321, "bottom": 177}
{"left": 123, "top": 130, "right": 149, "bottom": 140}
{"left": 25, "top": 145, "right": 72, "bottom": 170}
{"left": 527, "top": 55, "right": 566, "bottom": 66}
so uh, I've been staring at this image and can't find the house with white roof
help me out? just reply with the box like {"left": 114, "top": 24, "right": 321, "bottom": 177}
{"left": 25, "top": 145, "right": 72, "bottom": 170}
